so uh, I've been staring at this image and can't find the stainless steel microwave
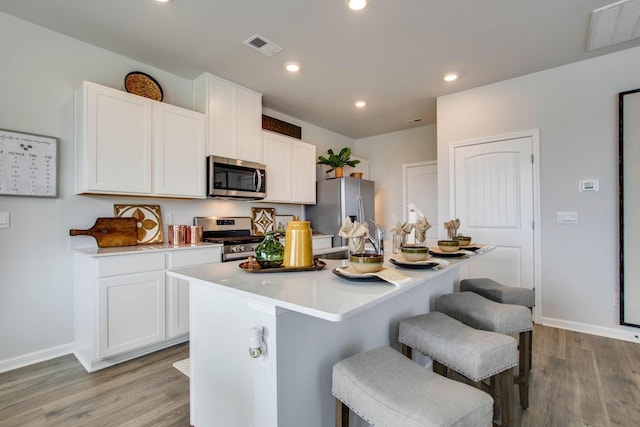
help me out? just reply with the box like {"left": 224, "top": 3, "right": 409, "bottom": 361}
{"left": 207, "top": 155, "right": 267, "bottom": 200}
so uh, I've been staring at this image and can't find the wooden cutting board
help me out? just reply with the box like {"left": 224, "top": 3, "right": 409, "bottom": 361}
{"left": 69, "top": 217, "right": 139, "bottom": 248}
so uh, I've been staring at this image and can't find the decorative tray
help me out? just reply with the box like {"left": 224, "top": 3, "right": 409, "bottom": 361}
{"left": 239, "top": 258, "right": 326, "bottom": 273}
{"left": 389, "top": 258, "right": 440, "bottom": 269}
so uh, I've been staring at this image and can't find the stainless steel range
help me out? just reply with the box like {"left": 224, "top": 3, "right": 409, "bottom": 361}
{"left": 194, "top": 216, "right": 264, "bottom": 262}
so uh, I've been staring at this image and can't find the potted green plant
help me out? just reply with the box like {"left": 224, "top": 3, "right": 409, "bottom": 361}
{"left": 317, "top": 147, "right": 360, "bottom": 178}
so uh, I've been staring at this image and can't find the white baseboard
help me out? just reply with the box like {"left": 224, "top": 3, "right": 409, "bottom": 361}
{"left": 0, "top": 343, "right": 74, "bottom": 374}
{"left": 540, "top": 316, "right": 640, "bottom": 344}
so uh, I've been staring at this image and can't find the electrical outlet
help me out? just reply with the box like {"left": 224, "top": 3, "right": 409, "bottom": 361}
{"left": 164, "top": 213, "right": 173, "bottom": 225}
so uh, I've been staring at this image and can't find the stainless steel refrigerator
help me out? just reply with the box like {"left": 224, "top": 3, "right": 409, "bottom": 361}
{"left": 305, "top": 177, "right": 375, "bottom": 247}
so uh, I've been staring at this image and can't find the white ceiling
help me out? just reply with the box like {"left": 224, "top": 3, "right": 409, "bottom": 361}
{"left": 1, "top": 0, "right": 639, "bottom": 139}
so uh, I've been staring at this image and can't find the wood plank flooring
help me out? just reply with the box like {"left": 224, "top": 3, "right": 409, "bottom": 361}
{"left": 1, "top": 325, "right": 639, "bottom": 426}
{"left": 0, "top": 343, "right": 190, "bottom": 426}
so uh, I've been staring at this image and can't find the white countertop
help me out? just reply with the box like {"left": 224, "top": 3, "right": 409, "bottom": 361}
{"left": 73, "top": 242, "right": 222, "bottom": 257}
{"left": 168, "top": 249, "right": 491, "bottom": 322}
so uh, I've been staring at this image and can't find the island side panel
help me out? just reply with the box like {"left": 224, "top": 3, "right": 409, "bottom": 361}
{"left": 190, "top": 281, "right": 256, "bottom": 427}
{"left": 275, "top": 267, "right": 459, "bottom": 427}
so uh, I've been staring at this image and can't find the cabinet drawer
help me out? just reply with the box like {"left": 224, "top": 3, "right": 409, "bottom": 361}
{"left": 96, "top": 253, "right": 166, "bottom": 277}
{"left": 167, "top": 247, "right": 222, "bottom": 268}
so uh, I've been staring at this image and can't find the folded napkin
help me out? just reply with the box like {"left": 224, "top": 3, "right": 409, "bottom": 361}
{"left": 336, "top": 266, "right": 413, "bottom": 287}
{"left": 339, "top": 217, "right": 369, "bottom": 253}
{"left": 413, "top": 216, "right": 432, "bottom": 244}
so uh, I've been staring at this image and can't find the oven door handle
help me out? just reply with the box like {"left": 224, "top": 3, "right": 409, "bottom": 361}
{"left": 254, "top": 169, "right": 263, "bottom": 193}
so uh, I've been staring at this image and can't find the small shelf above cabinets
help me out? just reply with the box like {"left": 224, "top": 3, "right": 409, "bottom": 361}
{"left": 193, "top": 73, "right": 263, "bottom": 163}
{"left": 74, "top": 81, "right": 206, "bottom": 198}
{"left": 262, "top": 131, "right": 316, "bottom": 204}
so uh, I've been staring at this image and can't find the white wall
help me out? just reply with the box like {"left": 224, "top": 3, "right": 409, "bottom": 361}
{"left": 354, "top": 125, "right": 437, "bottom": 238}
{"left": 437, "top": 45, "right": 640, "bottom": 342}
{"left": 0, "top": 12, "right": 354, "bottom": 370}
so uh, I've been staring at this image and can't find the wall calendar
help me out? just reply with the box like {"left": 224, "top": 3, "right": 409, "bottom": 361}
{"left": 0, "top": 129, "right": 58, "bottom": 197}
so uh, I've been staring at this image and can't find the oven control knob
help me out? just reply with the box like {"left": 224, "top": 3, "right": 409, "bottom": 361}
{"left": 238, "top": 245, "right": 245, "bottom": 252}
{"left": 230, "top": 246, "right": 239, "bottom": 253}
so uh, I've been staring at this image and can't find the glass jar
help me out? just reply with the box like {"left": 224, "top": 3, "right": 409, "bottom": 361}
{"left": 254, "top": 232, "right": 285, "bottom": 268}
{"left": 393, "top": 233, "right": 406, "bottom": 254}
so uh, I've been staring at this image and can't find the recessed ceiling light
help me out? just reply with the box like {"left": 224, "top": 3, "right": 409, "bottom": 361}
{"left": 285, "top": 62, "right": 300, "bottom": 72}
{"left": 444, "top": 73, "right": 459, "bottom": 82}
{"left": 355, "top": 100, "right": 367, "bottom": 108}
{"left": 347, "top": 0, "right": 367, "bottom": 11}
{"left": 155, "top": 0, "right": 172, "bottom": 3}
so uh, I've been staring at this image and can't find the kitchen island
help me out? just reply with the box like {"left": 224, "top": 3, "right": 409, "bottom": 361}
{"left": 167, "top": 250, "right": 491, "bottom": 427}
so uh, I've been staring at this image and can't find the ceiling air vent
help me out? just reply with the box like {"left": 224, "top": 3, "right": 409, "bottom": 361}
{"left": 244, "top": 34, "right": 282, "bottom": 56}
{"left": 588, "top": 0, "right": 640, "bottom": 51}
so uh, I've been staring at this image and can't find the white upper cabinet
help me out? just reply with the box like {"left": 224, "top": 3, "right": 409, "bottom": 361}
{"left": 152, "top": 102, "right": 206, "bottom": 197}
{"left": 75, "top": 81, "right": 206, "bottom": 198}
{"left": 193, "top": 73, "right": 263, "bottom": 163}
{"left": 292, "top": 140, "right": 316, "bottom": 204}
{"left": 75, "top": 81, "right": 153, "bottom": 194}
{"left": 262, "top": 131, "right": 316, "bottom": 204}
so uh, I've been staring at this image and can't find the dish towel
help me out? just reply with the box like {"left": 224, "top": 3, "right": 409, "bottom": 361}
{"left": 336, "top": 266, "right": 413, "bottom": 287}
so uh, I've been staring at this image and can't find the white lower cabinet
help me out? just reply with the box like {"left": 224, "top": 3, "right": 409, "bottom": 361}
{"left": 73, "top": 245, "right": 221, "bottom": 372}
{"left": 166, "top": 248, "right": 220, "bottom": 338}
{"left": 98, "top": 270, "right": 166, "bottom": 358}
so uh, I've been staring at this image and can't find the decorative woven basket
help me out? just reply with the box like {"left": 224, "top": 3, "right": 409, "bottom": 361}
{"left": 262, "top": 115, "right": 301, "bottom": 139}
{"left": 124, "top": 72, "right": 163, "bottom": 101}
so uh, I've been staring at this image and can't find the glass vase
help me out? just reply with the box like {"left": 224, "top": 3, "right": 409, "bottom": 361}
{"left": 254, "top": 232, "right": 284, "bottom": 268}
{"left": 392, "top": 233, "right": 406, "bottom": 253}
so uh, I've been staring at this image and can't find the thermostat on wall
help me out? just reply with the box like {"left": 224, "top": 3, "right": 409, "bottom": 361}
{"left": 579, "top": 179, "right": 599, "bottom": 192}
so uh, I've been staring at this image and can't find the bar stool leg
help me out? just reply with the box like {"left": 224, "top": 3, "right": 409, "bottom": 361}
{"left": 432, "top": 359, "right": 448, "bottom": 377}
{"left": 517, "top": 330, "right": 531, "bottom": 409}
{"left": 335, "top": 398, "right": 349, "bottom": 427}
{"left": 499, "top": 368, "right": 515, "bottom": 426}
{"left": 401, "top": 343, "right": 413, "bottom": 359}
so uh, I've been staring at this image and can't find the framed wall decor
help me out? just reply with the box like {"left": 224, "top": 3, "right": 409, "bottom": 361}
{"left": 0, "top": 128, "right": 58, "bottom": 197}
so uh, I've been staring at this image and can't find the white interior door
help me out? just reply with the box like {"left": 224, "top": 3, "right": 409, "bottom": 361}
{"left": 453, "top": 137, "right": 534, "bottom": 290}
{"left": 404, "top": 162, "right": 438, "bottom": 240}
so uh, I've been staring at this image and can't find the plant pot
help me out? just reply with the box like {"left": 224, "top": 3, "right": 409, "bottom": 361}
{"left": 334, "top": 167, "right": 344, "bottom": 178}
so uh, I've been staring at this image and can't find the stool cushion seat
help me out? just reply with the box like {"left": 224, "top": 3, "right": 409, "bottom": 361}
{"left": 460, "top": 278, "right": 535, "bottom": 308}
{"left": 332, "top": 346, "right": 493, "bottom": 427}
{"left": 437, "top": 292, "right": 533, "bottom": 334}
{"left": 399, "top": 312, "right": 517, "bottom": 382}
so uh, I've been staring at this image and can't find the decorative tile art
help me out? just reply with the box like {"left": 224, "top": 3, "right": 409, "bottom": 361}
{"left": 251, "top": 207, "right": 276, "bottom": 235}
{"left": 114, "top": 204, "right": 164, "bottom": 244}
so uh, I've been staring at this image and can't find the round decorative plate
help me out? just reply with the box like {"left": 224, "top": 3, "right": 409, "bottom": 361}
{"left": 124, "top": 71, "right": 163, "bottom": 101}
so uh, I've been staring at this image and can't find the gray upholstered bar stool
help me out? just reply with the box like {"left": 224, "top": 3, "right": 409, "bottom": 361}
{"left": 436, "top": 292, "right": 533, "bottom": 410}
{"left": 399, "top": 312, "right": 517, "bottom": 427}
{"left": 460, "top": 278, "right": 535, "bottom": 370}
{"left": 332, "top": 346, "right": 494, "bottom": 427}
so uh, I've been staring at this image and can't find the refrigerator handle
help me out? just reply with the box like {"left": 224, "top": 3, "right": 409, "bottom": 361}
{"left": 357, "top": 195, "right": 365, "bottom": 224}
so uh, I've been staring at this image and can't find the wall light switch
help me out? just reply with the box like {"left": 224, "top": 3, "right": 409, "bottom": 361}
{"left": 557, "top": 211, "right": 578, "bottom": 224}
{"left": 579, "top": 179, "right": 599, "bottom": 192}
{"left": 0, "top": 212, "right": 9, "bottom": 229}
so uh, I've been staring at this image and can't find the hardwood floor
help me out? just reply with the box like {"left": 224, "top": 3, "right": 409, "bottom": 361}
{"left": 0, "top": 343, "right": 190, "bottom": 426}
{"left": 1, "top": 326, "right": 639, "bottom": 426}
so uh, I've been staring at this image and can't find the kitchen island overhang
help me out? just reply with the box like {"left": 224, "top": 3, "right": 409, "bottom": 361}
{"left": 168, "top": 251, "right": 491, "bottom": 427}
